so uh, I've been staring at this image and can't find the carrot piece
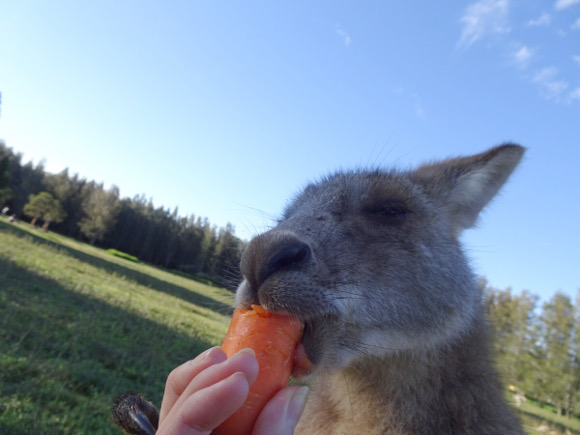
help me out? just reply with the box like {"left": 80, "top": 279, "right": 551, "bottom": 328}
{"left": 215, "top": 305, "right": 303, "bottom": 435}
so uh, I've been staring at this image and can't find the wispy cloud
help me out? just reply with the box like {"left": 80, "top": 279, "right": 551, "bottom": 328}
{"left": 455, "top": 1, "right": 578, "bottom": 104}
{"left": 532, "top": 67, "right": 569, "bottom": 101}
{"left": 393, "top": 87, "right": 426, "bottom": 118}
{"left": 335, "top": 24, "right": 351, "bottom": 47}
{"left": 458, "top": 0, "right": 510, "bottom": 48}
{"left": 555, "top": 0, "right": 580, "bottom": 10}
{"left": 527, "top": 13, "right": 551, "bottom": 27}
{"left": 513, "top": 45, "right": 534, "bottom": 67}
{"left": 412, "top": 93, "right": 425, "bottom": 118}
{"left": 570, "top": 87, "right": 580, "bottom": 100}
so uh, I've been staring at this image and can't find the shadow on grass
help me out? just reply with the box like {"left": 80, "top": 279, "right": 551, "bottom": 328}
{"left": 0, "top": 220, "right": 233, "bottom": 316}
{"left": 0, "top": 256, "right": 215, "bottom": 434}
{"left": 515, "top": 407, "right": 579, "bottom": 435}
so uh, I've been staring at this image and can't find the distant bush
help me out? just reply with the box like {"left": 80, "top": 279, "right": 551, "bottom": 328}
{"left": 106, "top": 249, "right": 139, "bottom": 263}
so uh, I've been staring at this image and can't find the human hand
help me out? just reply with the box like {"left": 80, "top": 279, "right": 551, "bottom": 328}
{"left": 156, "top": 346, "right": 309, "bottom": 435}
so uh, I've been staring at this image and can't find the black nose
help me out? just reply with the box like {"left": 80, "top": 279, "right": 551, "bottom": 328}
{"left": 266, "top": 241, "right": 310, "bottom": 280}
{"left": 241, "top": 232, "right": 312, "bottom": 291}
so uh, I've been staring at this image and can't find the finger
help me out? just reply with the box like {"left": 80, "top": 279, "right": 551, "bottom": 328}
{"left": 252, "top": 385, "right": 309, "bottom": 435}
{"left": 178, "top": 348, "right": 259, "bottom": 403}
{"left": 160, "top": 348, "right": 259, "bottom": 432}
{"left": 178, "top": 371, "right": 251, "bottom": 433}
{"left": 159, "top": 347, "right": 226, "bottom": 422}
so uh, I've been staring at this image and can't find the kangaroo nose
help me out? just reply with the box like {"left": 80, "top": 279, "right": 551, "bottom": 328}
{"left": 266, "top": 241, "right": 311, "bottom": 279}
{"left": 241, "top": 231, "right": 312, "bottom": 292}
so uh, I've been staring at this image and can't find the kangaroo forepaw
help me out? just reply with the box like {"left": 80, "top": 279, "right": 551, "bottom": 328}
{"left": 112, "top": 392, "right": 159, "bottom": 435}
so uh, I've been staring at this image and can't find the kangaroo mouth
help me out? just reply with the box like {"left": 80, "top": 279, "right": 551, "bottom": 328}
{"left": 292, "top": 320, "right": 318, "bottom": 378}
{"left": 292, "top": 340, "right": 314, "bottom": 378}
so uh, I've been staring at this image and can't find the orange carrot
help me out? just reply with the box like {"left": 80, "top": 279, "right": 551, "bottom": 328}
{"left": 215, "top": 305, "right": 303, "bottom": 435}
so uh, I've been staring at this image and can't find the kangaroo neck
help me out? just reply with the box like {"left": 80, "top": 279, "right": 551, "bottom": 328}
{"left": 299, "top": 314, "right": 522, "bottom": 434}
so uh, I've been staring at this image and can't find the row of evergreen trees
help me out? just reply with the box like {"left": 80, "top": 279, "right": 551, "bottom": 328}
{"left": 0, "top": 141, "right": 244, "bottom": 288}
{"left": 484, "top": 280, "right": 580, "bottom": 419}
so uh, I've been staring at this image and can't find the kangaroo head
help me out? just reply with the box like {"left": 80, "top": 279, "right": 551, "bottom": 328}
{"left": 235, "top": 144, "right": 524, "bottom": 374}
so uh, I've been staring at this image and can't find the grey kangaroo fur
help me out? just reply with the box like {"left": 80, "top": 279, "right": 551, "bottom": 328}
{"left": 235, "top": 144, "right": 525, "bottom": 434}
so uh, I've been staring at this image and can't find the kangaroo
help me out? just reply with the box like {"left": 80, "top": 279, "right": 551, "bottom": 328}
{"left": 235, "top": 143, "right": 525, "bottom": 434}
{"left": 113, "top": 144, "right": 525, "bottom": 434}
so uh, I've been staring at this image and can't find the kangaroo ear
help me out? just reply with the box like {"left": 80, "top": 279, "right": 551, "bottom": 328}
{"left": 412, "top": 143, "right": 525, "bottom": 235}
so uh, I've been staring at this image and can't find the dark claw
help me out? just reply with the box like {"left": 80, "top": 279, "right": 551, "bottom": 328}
{"left": 112, "top": 392, "right": 159, "bottom": 435}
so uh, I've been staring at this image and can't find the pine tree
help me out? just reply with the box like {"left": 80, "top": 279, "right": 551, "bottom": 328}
{"left": 78, "top": 184, "right": 121, "bottom": 245}
{"left": 485, "top": 285, "right": 538, "bottom": 390}
{"left": 43, "top": 169, "right": 88, "bottom": 237}
{"left": 538, "top": 292, "right": 575, "bottom": 416}
{"left": 570, "top": 289, "right": 580, "bottom": 418}
{"left": 0, "top": 141, "right": 13, "bottom": 205}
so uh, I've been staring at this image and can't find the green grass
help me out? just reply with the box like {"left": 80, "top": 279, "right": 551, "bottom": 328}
{"left": 509, "top": 395, "right": 580, "bottom": 435}
{"left": 106, "top": 249, "right": 140, "bottom": 263}
{"left": 1, "top": 217, "right": 579, "bottom": 434}
{"left": 0, "top": 218, "right": 233, "bottom": 434}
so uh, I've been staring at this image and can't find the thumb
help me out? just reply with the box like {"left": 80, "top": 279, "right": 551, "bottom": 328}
{"left": 252, "top": 386, "right": 309, "bottom": 435}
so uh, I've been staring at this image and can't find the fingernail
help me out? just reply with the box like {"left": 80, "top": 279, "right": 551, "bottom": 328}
{"left": 206, "top": 346, "right": 223, "bottom": 357}
{"left": 286, "top": 386, "right": 309, "bottom": 427}
{"left": 206, "top": 346, "right": 222, "bottom": 354}
{"left": 192, "top": 346, "right": 224, "bottom": 364}
{"left": 237, "top": 347, "right": 256, "bottom": 357}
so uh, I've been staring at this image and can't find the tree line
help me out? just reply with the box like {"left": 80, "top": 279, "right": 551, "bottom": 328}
{"left": 0, "top": 141, "right": 244, "bottom": 288}
{"left": 484, "top": 279, "right": 580, "bottom": 420}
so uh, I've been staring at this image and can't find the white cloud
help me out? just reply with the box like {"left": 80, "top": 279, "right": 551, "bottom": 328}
{"left": 570, "top": 87, "right": 580, "bottom": 100}
{"left": 527, "top": 13, "right": 552, "bottom": 26}
{"left": 555, "top": 0, "right": 580, "bottom": 10}
{"left": 458, "top": 0, "right": 510, "bottom": 48}
{"left": 335, "top": 24, "right": 351, "bottom": 47}
{"left": 411, "top": 93, "right": 426, "bottom": 118}
{"left": 513, "top": 45, "right": 533, "bottom": 67}
{"left": 393, "top": 88, "right": 426, "bottom": 118}
{"left": 574, "top": 55, "right": 580, "bottom": 65}
{"left": 572, "top": 17, "right": 580, "bottom": 29}
{"left": 533, "top": 67, "right": 558, "bottom": 83}
{"left": 532, "top": 67, "right": 569, "bottom": 101}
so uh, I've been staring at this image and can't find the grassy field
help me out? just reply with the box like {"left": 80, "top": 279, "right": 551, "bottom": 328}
{"left": 1, "top": 217, "right": 579, "bottom": 434}
{"left": 514, "top": 396, "right": 580, "bottom": 435}
{"left": 0, "top": 218, "right": 233, "bottom": 434}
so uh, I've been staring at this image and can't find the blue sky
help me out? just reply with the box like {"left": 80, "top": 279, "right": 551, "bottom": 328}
{"left": 0, "top": 1, "right": 578, "bottom": 304}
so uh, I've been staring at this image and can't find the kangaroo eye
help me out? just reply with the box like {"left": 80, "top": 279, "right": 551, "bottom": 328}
{"left": 362, "top": 201, "right": 409, "bottom": 224}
